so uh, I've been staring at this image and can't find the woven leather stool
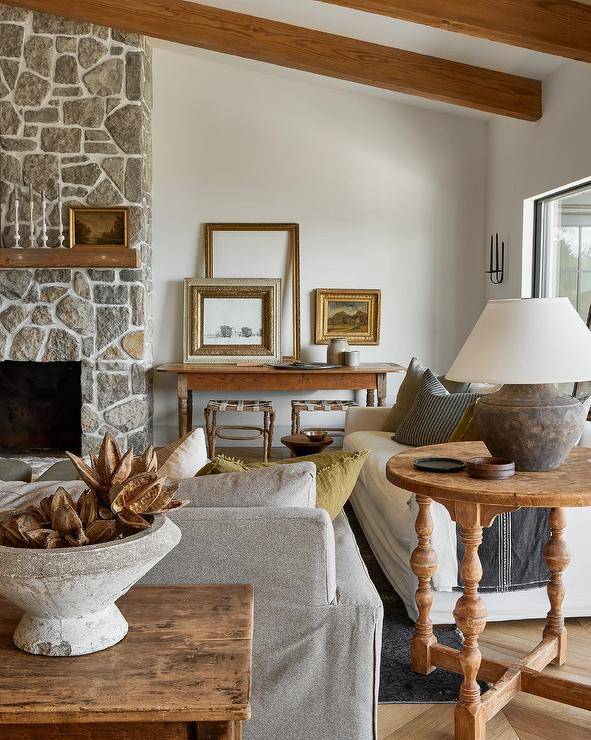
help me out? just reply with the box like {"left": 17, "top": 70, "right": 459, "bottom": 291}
{"left": 290, "top": 399, "right": 359, "bottom": 437}
{"left": 204, "top": 400, "right": 275, "bottom": 462}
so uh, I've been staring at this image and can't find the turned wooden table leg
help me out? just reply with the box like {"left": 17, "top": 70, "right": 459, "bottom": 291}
{"left": 543, "top": 507, "right": 571, "bottom": 665}
{"left": 410, "top": 494, "right": 438, "bottom": 675}
{"left": 178, "top": 374, "right": 189, "bottom": 437}
{"left": 366, "top": 388, "right": 376, "bottom": 407}
{"left": 377, "top": 373, "right": 387, "bottom": 407}
{"left": 186, "top": 389, "right": 194, "bottom": 434}
{"left": 454, "top": 522, "right": 487, "bottom": 740}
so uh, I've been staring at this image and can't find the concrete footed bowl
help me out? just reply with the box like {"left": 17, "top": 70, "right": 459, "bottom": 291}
{"left": 0, "top": 514, "right": 181, "bottom": 657}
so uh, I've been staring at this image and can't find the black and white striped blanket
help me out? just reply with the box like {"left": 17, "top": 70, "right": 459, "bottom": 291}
{"left": 456, "top": 509, "right": 550, "bottom": 592}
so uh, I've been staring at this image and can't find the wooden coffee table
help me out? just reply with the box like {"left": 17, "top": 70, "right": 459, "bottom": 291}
{"left": 387, "top": 441, "right": 591, "bottom": 740}
{"left": 281, "top": 433, "right": 334, "bottom": 457}
{"left": 0, "top": 585, "right": 253, "bottom": 740}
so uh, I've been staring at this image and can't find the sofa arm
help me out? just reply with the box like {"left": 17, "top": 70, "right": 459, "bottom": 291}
{"left": 345, "top": 406, "right": 391, "bottom": 435}
{"left": 141, "top": 506, "right": 337, "bottom": 607}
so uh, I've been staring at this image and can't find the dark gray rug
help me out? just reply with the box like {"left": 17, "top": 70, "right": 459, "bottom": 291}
{"left": 345, "top": 504, "right": 487, "bottom": 703}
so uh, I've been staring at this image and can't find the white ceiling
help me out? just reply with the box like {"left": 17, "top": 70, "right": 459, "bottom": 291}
{"left": 153, "top": 0, "right": 571, "bottom": 120}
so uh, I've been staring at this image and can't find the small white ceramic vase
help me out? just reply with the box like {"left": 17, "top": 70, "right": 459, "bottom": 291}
{"left": 0, "top": 514, "right": 181, "bottom": 656}
{"left": 327, "top": 337, "right": 351, "bottom": 365}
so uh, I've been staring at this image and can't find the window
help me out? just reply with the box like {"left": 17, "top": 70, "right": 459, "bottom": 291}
{"left": 534, "top": 183, "right": 591, "bottom": 323}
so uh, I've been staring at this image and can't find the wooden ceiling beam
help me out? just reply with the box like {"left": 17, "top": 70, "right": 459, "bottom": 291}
{"left": 6, "top": 0, "right": 541, "bottom": 120}
{"left": 318, "top": 0, "right": 591, "bottom": 64}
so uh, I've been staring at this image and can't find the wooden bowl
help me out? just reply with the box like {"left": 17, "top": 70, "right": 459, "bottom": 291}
{"left": 466, "top": 456, "right": 516, "bottom": 480}
{"left": 303, "top": 430, "right": 328, "bottom": 442}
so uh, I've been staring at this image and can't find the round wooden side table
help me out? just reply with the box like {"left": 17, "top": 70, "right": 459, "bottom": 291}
{"left": 386, "top": 441, "right": 591, "bottom": 740}
{"left": 281, "top": 434, "right": 333, "bottom": 458}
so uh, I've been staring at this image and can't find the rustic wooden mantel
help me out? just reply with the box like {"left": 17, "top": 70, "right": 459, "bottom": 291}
{"left": 0, "top": 247, "right": 140, "bottom": 268}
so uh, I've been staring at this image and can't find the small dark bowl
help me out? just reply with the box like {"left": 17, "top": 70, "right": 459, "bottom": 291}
{"left": 303, "top": 430, "right": 328, "bottom": 442}
{"left": 466, "top": 456, "right": 516, "bottom": 480}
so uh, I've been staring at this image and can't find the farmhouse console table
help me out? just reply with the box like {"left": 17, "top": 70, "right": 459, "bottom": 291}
{"left": 0, "top": 585, "right": 253, "bottom": 740}
{"left": 387, "top": 441, "right": 591, "bottom": 740}
{"left": 158, "top": 363, "right": 404, "bottom": 437}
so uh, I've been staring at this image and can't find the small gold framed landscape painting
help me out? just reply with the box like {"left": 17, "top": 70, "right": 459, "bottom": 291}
{"left": 184, "top": 278, "right": 282, "bottom": 364}
{"left": 315, "top": 289, "right": 381, "bottom": 345}
{"left": 69, "top": 207, "right": 128, "bottom": 248}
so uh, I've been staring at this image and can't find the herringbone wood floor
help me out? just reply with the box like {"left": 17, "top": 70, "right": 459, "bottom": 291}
{"left": 378, "top": 616, "right": 591, "bottom": 739}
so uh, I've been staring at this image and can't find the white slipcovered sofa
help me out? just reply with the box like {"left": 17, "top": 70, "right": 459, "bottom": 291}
{"left": 344, "top": 405, "right": 591, "bottom": 624}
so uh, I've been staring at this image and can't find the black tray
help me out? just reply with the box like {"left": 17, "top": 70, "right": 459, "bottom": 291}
{"left": 413, "top": 457, "right": 466, "bottom": 473}
{"left": 270, "top": 362, "right": 341, "bottom": 370}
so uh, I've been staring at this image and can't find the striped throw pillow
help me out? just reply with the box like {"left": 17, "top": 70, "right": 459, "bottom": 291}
{"left": 395, "top": 369, "right": 480, "bottom": 447}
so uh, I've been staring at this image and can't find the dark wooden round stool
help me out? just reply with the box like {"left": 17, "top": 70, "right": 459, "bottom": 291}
{"left": 281, "top": 434, "right": 333, "bottom": 458}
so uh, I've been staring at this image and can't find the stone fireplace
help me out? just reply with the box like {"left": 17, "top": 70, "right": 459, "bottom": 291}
{"left": 0, "top": 6, "right": 153, "bottom": 454}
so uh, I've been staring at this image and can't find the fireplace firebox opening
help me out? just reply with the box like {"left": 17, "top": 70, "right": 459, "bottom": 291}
{"left": 0, "top": 361, "right": 82, "bottom": 454}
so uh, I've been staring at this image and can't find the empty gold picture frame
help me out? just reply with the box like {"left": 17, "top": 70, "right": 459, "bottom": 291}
{"left": 315, "top": 288, "right": 381, "bottom": 345}
{"left": 204, "top": 223, "right": 301, "bottom": 361}
{"left": 69, "top": 207, "right": 128, "bottom": 248}
{"left": 183, "top": 278, "right": 282, "bottom": 364}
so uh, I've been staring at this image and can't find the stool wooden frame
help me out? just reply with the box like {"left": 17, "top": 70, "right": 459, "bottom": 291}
{"left": 204, "top": 403, "right": 275, "bottom": 462}
{"left": 386, "top": 441, "right": 591, "bottom": 740}
{"left": 290, "top": 399, "right": 359, "bottom": 436}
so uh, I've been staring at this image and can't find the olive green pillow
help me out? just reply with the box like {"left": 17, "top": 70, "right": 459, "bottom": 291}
{"left": 448, "top": 401, "right": 483, "bottom": 442}
{"left": 197, "top": 449, "right": 370, "bottom": 520}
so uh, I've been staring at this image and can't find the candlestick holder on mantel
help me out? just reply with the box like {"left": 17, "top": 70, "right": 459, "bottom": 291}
{"left": 1, "top": 183, "right": 64, "bottom": 250}
{"left": 486, "top": 233, "right": 505, "bottom": 285}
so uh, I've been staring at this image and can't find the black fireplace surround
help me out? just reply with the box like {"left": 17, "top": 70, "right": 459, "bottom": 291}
{"left": 0, "top": 361, "right": 82, "bottom": 454}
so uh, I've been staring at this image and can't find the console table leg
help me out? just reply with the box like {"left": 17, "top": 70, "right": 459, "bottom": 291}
{"left": 187, "top": 390, "right": 193, "bottom": 434}
{"left": 410, "top": 494, "right": 438, "bottom": 675}
{"left": 454, "top": 522, "right": 487, "bottom": 740}
{"left": 543, "top": 507, "right": 571, "bottom": 666}
{"left": 178, "top": 375, "right": 189, "bottom": 437}
{"left": 377, "top": 373, "right": 387, "bottom": 407}
{"left": 366, "top": 388, "right": 376, "bottom": 407}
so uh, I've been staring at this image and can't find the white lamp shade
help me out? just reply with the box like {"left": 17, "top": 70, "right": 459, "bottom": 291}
{"left": 446, "top": 298, "right": 591, "bottom": 384}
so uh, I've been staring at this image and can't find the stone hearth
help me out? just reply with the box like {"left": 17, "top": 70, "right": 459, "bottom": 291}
{"left": 0, "top": 6, "right": 153, "bottom": 454}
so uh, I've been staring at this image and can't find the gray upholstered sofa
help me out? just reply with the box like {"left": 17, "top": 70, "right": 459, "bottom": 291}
{"left": 141, "top": 463, "right": 383, "bottom": 740}
{"left": 0, "top": 461, "right": 382, "bottom": 739}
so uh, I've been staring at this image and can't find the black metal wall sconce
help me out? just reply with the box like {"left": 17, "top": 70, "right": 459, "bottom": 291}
{"left": 487, "top": 233, "right": 505, "bottom": 285}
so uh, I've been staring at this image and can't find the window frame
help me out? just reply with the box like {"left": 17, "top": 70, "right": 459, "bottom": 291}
{"left": 532, "top": 181, "right": 591, "bottom": 307}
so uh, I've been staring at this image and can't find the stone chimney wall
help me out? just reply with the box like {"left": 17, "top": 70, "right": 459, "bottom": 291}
{"left": 0, "top": 5, "right": 153, "bottom": 454}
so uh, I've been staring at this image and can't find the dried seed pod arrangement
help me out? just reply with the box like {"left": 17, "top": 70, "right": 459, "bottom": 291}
{"left": 0, "top": 433, "right": 188, "bottom": 549}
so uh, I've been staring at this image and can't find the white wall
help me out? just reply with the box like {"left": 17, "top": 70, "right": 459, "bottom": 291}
{"left": 151, "top": 43, "right": 488, "bottom": 443}
{"left": 487, "top": 60, "right": 591, "bottom": 300}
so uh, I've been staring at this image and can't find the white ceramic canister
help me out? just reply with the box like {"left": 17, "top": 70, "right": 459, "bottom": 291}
{"left": 344, "top": 350, "right": 360, "bottom": 367}
{"left": 327, "top": 337, "right": 351, "bottom": 365}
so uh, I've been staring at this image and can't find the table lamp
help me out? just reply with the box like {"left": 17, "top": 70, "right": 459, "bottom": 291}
{"left": 446, "top": 298, "right": 591, "bottom": 471}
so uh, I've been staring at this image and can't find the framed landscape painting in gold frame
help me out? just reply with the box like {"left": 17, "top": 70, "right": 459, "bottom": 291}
{"left": 315, "top": 289, "right": 381, "bottom": 345}
{"left": 183, "top": 278, "right": 281, "bottom": 364}
{"left": 204, "top": 223, "right": 300, "bottom": 361}
{"left": 69, "top": 207, "right": 128, "bottom": 248}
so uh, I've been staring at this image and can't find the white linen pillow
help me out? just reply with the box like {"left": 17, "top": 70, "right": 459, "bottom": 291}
{"left": 156, "top": 428, "right": 209, "bottom": 480}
